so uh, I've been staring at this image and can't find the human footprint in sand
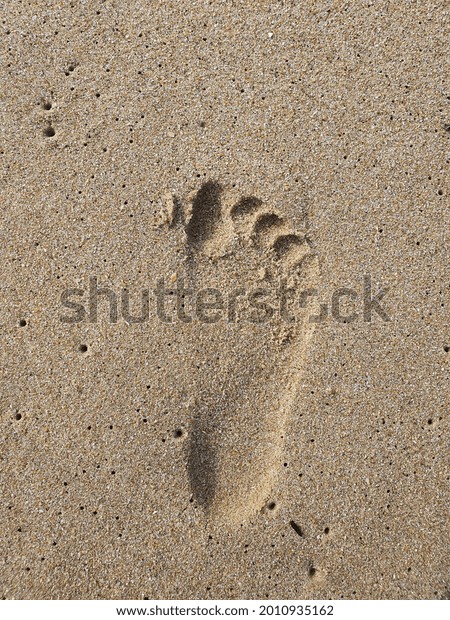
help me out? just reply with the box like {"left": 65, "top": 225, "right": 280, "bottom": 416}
{"left": 159, "top": 180, "right": 320, "bottom": 525}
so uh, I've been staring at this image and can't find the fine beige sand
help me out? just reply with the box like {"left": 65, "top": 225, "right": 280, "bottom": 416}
{"left": 1, "top": 0, "right": 448, "bottom": 600}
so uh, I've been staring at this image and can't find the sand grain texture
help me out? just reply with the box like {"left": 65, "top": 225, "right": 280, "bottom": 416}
{"left": 0, "top": 0, "right": 448, "bottom": 600}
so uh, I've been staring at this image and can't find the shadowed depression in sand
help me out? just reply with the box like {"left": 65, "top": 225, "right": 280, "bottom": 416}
{"left": 160, "top": 181, "right": 320, "bottom": 523}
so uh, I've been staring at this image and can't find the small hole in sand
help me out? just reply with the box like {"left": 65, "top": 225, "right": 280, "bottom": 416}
{"left": 308, "top": 566, "right": 316, "bottom": 578}
{"left": 324, "top": 527, "right": 330, "bottom": 534}
{"left": 43, "top": 126, "right": 55, "bottom": 137}
{"left": 174, "top": 429, "right": 183, "bottom": 438}
{"left": 79, "top": 344, "right": 88, "bottom": 353}
{"left": 15, "top": 413, "right": 22, "bottom": 421}
{"left": 19, "top": 319, "right": 27, "bottom": 327}
{"left": 267, "top": 501, "right": 276, "bottom": 511}
{"left": 427, "top": 418, "right": 433, "bottom": 425}
{"left": 444, "top": 345, "right": 449, "bottom": 353}
{"left": 42, "top": 102, "right": 52, "bottom": 110}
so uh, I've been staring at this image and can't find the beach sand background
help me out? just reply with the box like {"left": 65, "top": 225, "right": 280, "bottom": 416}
{"left": 1, "top": 0, "right": 448, "bottom": 599}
